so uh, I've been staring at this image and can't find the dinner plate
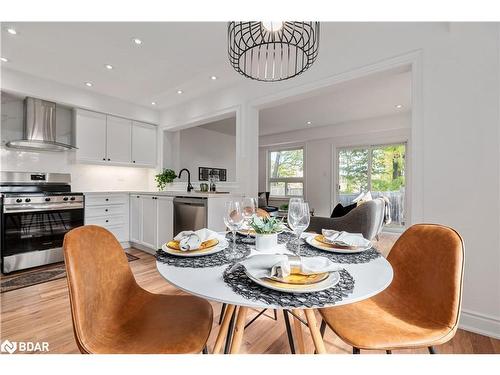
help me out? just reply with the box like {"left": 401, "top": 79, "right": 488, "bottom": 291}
{"left": 304, "top": 234, "right": 371, "bottom": 254}
{"left": 161, "top": 236, "right": 229, "bottom": 257}
{"left": 244, "top": 268, "right": 340, "bottom": 293}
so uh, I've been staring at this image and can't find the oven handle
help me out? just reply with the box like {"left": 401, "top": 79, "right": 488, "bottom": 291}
{"left": 3, "top": 203, "right": 84, "bottom": 213}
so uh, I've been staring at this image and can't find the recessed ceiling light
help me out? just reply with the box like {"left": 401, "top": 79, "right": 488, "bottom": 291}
{"left": 177, "top": 90, "right": 183, "bottom": 94}
{"left": 151, "top": 101, "right": 157, "bottom": 106}
{"left": 210, "top": 75, "right": 217, "bottom": 80}
{"left": 306, "top": 121, "right": 312, "bottom": 125}
{"left": 6, "top": 28, "right": 17, "bottom": 35}
{"left": 0, "top": 57, "right": 8, "bottom": 63}
{"left": 132, "top": 38, "right": 142, "bottom": 45}
{"left": 105, "top": 64, "right": 113, "bottom": 70}
{"left": 85, "top": 82, "right": 93, "bottom": 87}
{"left": 395, "top": 104, "right": 404, "bottom": 109}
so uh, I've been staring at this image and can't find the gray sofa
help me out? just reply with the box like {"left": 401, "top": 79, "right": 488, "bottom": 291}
{"left": 306, "top": 198, "right": 385, "bottom": 240}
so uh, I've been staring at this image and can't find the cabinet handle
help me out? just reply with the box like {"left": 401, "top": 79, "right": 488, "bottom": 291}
{"left": 102, "top": 158, "right": 105, "bottom": 161}
{"left": 105, "top": 209, "right": 108, "bottom": 212}
{"left": 105, "top": 219, "right": 109, "bottom": 223}
{"left": 108, "top": 158, "right": 110, "bottom": 161}
{"left": 105, "top": 198, "right": 109, "bottom": 202}
{"left": 133, "top": 160, "right": 136, "bottom": 163}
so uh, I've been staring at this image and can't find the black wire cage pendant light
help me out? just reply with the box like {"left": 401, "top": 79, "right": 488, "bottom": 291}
{"left": 228, "top": 21, "right": 320, "bottom": 82}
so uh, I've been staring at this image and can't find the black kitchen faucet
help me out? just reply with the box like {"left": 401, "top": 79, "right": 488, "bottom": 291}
{"left": 178, "top": 168, "right": 194, "bottom": 192}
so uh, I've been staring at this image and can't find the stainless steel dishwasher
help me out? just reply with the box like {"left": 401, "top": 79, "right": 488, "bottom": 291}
{"left": 173, "top": 197, "right": 208, "bottom": 234}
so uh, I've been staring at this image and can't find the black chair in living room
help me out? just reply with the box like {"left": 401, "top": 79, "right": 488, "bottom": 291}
{"left": 257, "top": 192, "right": 279, "bottom": 214}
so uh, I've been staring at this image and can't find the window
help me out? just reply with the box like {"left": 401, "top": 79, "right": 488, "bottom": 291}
{"left": 337, "top": 143, "right": 406, "bottom": 228}
{"left": 268, "top": 147, "right": 304, "bottom": 197}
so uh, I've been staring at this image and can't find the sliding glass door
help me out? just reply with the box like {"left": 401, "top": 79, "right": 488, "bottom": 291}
{"left": 337, "top": 143, "right": 406, "bottom": 228}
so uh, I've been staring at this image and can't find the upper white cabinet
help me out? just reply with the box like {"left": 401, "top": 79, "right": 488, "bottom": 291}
{"left": 75, "top": 109, "right": 157, "bottom": 167}
{"left": 132, "top": 121, "right": 157, "bottom": 167}
{"left": 106, "top": 116, "right": 132, "bottom": 164}
{"left": 75, "top": 110, "right": 107, "bottom": 162}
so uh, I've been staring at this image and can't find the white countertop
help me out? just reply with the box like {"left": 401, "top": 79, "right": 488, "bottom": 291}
{"left": 83, "top": 190, "right": 244, "bottom": 198}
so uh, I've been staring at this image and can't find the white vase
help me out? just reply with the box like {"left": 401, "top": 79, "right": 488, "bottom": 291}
{"left": 255, "top": 233, "right": 278, "bottom": 251}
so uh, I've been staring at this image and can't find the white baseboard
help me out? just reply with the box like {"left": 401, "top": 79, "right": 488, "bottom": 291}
{"left": 459, "top": 309, "right": 500, "bottom": 339}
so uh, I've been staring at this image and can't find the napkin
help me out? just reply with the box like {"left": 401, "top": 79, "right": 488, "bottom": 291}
{"left": 229, "top": 254, "right": 341, "bottom": 279}
{"left": 173, "top": 228, "right": 219, "bottom": 251}
{"left": 321, "top": 229, "right": 371, "bottom": 248}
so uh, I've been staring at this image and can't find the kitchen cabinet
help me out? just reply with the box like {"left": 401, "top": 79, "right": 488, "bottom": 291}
{"left": 84, "top": 193, "right": 129, "bottom": 243}
{"left": 129, "top": 194, "right": 142, "bottom": 243}
{"left": 75, "top": 109, "right": 157, "bottom": 167}
{"left": 129, "top": 194, "right": 173, "bottom": 253}
{"left": 131, "top": 121, "right": 157, "bottom": 167}
{"left": 75, "top": 110, "right": 107, "bottom": 162}
{"left": 141, "top": 195, "right": 158, "bottom": 249}
{"left": 106, "top": 115, "right": 132, "bottom": 164}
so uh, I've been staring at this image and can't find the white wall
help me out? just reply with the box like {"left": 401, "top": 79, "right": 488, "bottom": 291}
{"left": 160, "top": 23, "right": 500, "bottom": 338}
{"left": 177, "top": 126, "right": 236, "bottom": 182}
{"left": 259, "top": 113, "right": 411, "bottom": 216}
{"left": 0, "top": 148, "right": 155, "bottom": 192}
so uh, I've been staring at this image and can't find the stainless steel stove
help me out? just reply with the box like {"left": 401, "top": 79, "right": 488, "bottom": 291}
{"left": 0, "top": 172, "right": 84, "bottom": 274}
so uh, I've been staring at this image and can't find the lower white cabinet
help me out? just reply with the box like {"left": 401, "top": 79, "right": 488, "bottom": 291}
{"left": 84, "top": 193, "right": 130, "bottom": 243}
{"left": 129, "top": 194, "right": 173, "bottom": 253}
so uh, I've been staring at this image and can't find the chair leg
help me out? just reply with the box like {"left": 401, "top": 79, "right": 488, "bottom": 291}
{"left": 428, "top": 346, "right": 437, "bottom": 354}
{"left": 202, "top": 345, "right": 208, "bottom": 354}
{"left": 319, "top": 319, "right": 327, "bottom": 338}
{"left": 224, "top": 307, "right": 237, "bottom": 354}
{"left": 218, "top": 303, "right": 227, "bottom": 325}
{"left": 353, "top": 347, "right": 360, "bottom": 354}
{"left": 283, "top": 310, "right": 296, "bottom": 354}
{"left": 273, "top": 309, "right": 278, "bottom": 320}
{"left": 386, "top": 350, "right": 392, "bottom": 354}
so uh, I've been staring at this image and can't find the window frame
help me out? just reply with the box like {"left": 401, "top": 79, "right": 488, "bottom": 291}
{"left": 267, "top": 145, "right": 305, "bottom": 199}
{"left": 335, "top": 141, "right": 408, "bottom": 231}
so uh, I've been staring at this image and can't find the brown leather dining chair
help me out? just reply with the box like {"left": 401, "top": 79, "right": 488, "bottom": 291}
{"left": 319, "top": 224, "right": 465, "bottom": 354}
{"left": 63, "top": 225, "right": 213, "bottom": 354}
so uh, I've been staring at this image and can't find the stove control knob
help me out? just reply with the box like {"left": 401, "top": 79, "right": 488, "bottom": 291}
{"left": 25, "top": 198, "right": 31, "bottom": 203}
{"left": 63, "top": 197, "right": 69, "bottom": 201}
{"left": 45, "top": 197, "right": 51, "bottom": 202}
{"left": 70, "top": 197, "right": 76, "bottom": 201}
{"left": 16, "top": 198, "right": 22, "bottom": 203}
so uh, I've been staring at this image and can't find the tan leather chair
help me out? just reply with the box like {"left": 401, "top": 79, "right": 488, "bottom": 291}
{"left": 319, "top": 224, "right": 464, "bottom": 354}
{"left": 63, "top": 225, "right": 213, "bottom": 354}
{"left": 256, "top": 208, "right": 270, "bottom": 218}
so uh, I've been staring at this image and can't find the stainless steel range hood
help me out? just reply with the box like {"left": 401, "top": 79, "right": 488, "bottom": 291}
{"left": 6, "top": 97, "right": 77, "bottom": 151}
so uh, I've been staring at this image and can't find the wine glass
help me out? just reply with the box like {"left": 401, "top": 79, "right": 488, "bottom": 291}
{"left": 241, "top": 197, "right": 257, "bottom": 244}
{"left": 223, "top": 200, "right": 244, "bottom": 260}
{"left": 288, "top": 202, "right": 310, "bottom": 254}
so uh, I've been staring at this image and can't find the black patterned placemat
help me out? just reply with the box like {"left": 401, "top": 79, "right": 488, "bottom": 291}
{"left": 156, "top": 237, "right": 251, "bottom": 268}
{"left": 223, "top": 263, "right": 355, "bottom": 308}
{"left": 278, "top": 232, "right": 381, "bottom": 264}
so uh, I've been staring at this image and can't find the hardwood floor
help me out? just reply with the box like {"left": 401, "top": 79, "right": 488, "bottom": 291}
{"left": 1, "top": 233, "right": 499, "bottom": 354}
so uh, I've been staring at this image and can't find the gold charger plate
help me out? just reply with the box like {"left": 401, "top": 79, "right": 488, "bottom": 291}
{"left": 266, "top": 272, "right": 329, "bottom": 285}
{"left": 314, "top": 235, "right": 361, "bottom": 250}
{"left": 166, "top": 238, "right": 219, "bottom": 252}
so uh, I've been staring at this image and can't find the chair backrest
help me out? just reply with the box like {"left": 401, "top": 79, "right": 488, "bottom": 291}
{"left": 341, "top": 198, "right": 385, "bottom": 239}
{"left": 63, "top": 225, "right": 141, "bottom": 352}
{"left": 256, "top": 208, "right": 270, "bottom": 218}
{"left": 387, "top": 224, "right": 464, "bottom": 329}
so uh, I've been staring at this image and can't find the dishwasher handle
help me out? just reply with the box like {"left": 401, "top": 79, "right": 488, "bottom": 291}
{"left": 173, "top": 197, "right": 207, "bottom": 207}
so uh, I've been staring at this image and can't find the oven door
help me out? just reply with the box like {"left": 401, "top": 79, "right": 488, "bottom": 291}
{"left": 1, "top": 207, "right": 84, "bottom": 258}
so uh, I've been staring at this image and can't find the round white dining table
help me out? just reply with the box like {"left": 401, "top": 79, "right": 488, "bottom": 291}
{"left": 156, "top": 233, "right": 393, "bottom": 354}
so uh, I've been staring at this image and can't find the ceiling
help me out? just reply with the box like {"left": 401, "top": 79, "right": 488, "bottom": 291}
{"left": 199, "top": 116, "right": 236, "bottom": 136}
{"left": 259, "top": 67, "right": 411, "bottom": 135}
{"left": 0, "top": 22, "right": 242, "bottom": 109}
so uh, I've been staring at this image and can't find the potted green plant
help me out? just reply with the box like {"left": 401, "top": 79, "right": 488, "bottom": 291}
{"left": 248, "top": 215, "right": 285, "bottom": 251}
{"left": 155, "top": 169, "right": 177, "bottom": 191}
